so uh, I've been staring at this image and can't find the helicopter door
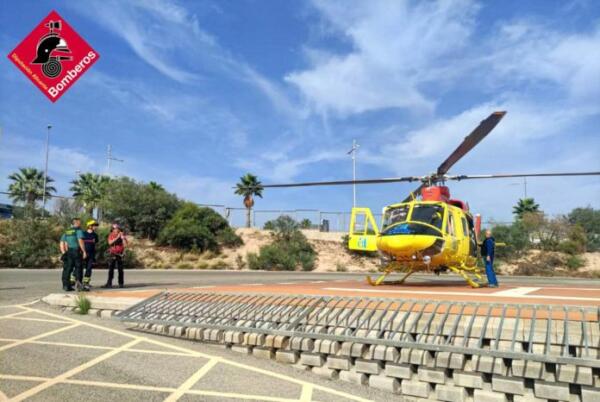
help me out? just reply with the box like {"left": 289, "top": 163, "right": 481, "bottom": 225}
{"left": 348, "top": 208, "right": 379, "bottom": 252}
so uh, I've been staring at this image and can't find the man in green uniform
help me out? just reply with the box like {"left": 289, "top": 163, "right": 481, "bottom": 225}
{"left": 59, "top": 217, "right": 86, "bottom": 291}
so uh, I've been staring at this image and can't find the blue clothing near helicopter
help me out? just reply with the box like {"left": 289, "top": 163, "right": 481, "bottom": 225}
{"left": 480, "top": 236, "right": 498, "bottom": 287}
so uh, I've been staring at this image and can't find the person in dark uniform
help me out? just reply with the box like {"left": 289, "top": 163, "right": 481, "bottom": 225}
{"left": 82, "top": 220, "right": 99, "bottom": 291}
{"left": 59, "top": 217, "right": 86, "bottom": 292}
{"left": 102, "top": 224, "right": 127, "bottom": 289}
{"left": 480, "top": 229, "right": 499, "bottom": 288}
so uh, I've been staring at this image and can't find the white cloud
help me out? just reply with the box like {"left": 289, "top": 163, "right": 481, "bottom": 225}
{"left": 69, "top": 0, "right": 299, "bottom": 116}
{"left": 286, "top": 0, "right": 478, "bottom": 115}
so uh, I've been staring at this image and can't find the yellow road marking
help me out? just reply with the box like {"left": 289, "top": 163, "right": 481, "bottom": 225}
{"left": 0, "top": 322, "right": 79, "bottom": 352}
{"left": 0, "top": 311, "right": 29, "bottom": 319}
{"left": 0, "top": 316, "right": 70, "bottom": 324}
{"left": 6, "top": 306, "right": 370, "bottom": 402}
{"left": 164, "top": 358, "right": 220, "bottom": 402}
{"left": 10, "top": 339, "right": 142, "bottom": 401}
{"left": 0, "top": 374, "right": 49, "bottom": 382}
{"left": 186, "top": 389, "right": 299, "bottom": 401}
{"left": 300, "top": 384, "right": 314, "bottom": 402}
{"left": 64, "top": 378, "right": 175, "bottom": 393}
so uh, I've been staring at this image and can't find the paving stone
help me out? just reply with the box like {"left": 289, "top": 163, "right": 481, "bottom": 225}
{"left": 243, "top": 332, "right": 265, "bottom": 346}
{"left": 385, "top": 363, "right": 413, "bottom": 379}
{"left": 434, "top": 352, "right": 466, "bottom": 369}
{"left": 99, "top": 310, "right": 113, "bottom": 319}
{"left": 471, "top": 355, "right": 507, "bottom": 375}
{"left": 314, "top": 339, "right": 340, "bottom": 355}
{"left": 205, "top": 329, "right": 222, "bottom": 342}
{"left": 534, "top": 380, "right": 571, "bottom": 401}
{"left": 264, "top": 335, "right": 289, "bottom": 349}
{"left": 300, "top": 353, "right": 325, "bottom": 367}
{"left": 368, "top": 345, "right": 399, "bottom": 362}
{"left": 311, "top": 366, "right": 339, "bottom": 380}
{"left": 513, "top": 391, "right": 547, "bottom": 402}
{"left": 224, "top": 330, "right": 244, "bottom": 344}
{"left": 435, "top": 384, "right": 469, "bottom": 402}
{"left": 252, "top": 347, "right": 274, "bottom": 360}
{"left": 511, "top": 360, "right": 545, "bottom": 379}
{"left": 400, "top": 348, "right": 433, "bottom": 365}
{"left": 473, "top": 389, "right": 508, "bottom": 402}
{"left": 355, "top": 359, "right": 383, "bottom": 375}
{"left": 401, "top": 380, "right": 432, "bottom": 398}
{"left": 557, "top": 364, "right": 594, "bottom": 386}
{"left": 368, "top": 375, "right": 400, "bottom": 393}
{"left": 339, "top": 370, "right": 368, "bottom": 386}
{"left": 186, "top": 328, "right": 198, "bottom": 340}
{"left": 452, "top": 371, "right": 485, "bottom": 389}
{"left": 417, "top": 367, "right": 447, "bottom": 384}
{"left": 290, "top": 337, "right": 314, "bottom": 351}
{"left": 326, "top": 356, "right": 352, "bottom": 371}
{"left": 340, "top": 342, "right": 368, "bottom": 358}
{"left": 275, "top": 350, "right": 298, "bottom": 364}
{"left": 230, "top": 345, "right": 252, "bottom": 354}
{"left": 492, "top": 375, "right": 526, "bottom": 395}
{"left": 581, "top": 386, "right": 600, "bottom": 402}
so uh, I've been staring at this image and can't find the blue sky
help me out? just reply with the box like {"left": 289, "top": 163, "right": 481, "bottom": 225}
{"left": 1, "top": 0, "right": 599, "bottom": 224}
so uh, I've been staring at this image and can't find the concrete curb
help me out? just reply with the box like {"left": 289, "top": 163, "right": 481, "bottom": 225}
{"left": 42, "top": 293, "right": 140, "bottom": 314}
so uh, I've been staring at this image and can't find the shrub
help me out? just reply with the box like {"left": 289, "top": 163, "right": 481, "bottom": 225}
{"left": 0, "top": 218, "right": 62, "bottom": 267}
{"left": 101, "top": 177, "right": 181, "bottom": 240}
{"left": 336, "top": 263, "right": 348, "bottom": 272}
{"left": 75, "top": 295, "right": 91, "bottom": 315}
{"left": 566, "top": 255, "right": 584, "bottom": 271}
{"left": 247, "top": 218, "right": 316, "bottom": 271}
{"left": 235, "top": 255, "right": 246, "bottom": 270}
{"left": 300, "top": 218, "right": 312, "bottom": 229}
{"left": 568, "top": 207, "right": 600, "bottom": 251}
{"left": 158, "top": 203, "right": 241, "bottom": 252}
{"left": 558, "top": 240, "right": 583, "bottom": 255}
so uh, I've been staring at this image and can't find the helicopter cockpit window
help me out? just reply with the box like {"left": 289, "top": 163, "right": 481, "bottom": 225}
{"left": 410, "top": 204, "right": 444, "bottom": 229}
{"left": 382, "top": 206, "right": 409, "bottom": 229}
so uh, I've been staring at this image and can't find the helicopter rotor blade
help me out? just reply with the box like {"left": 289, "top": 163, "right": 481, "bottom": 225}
{"left": 437, "top": 111, "right": 506, "bottom": 176}
{"left": 257, "top": 176, "right": 422, "bottom": 188}
{"left": 401, "top": 183, "right": 425, "bottom": 203}
{"left": 447, "top": 171, "right": 600, "bottom": 181}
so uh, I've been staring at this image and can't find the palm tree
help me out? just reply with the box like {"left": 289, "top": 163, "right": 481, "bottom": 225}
{"left": 234, "top": 173, "right": 263, "bottom": 228}
{"left": 7, "top": 167, "right": 56, "bottom": 207}
{"left": 513, "top": 198, "right": 540, "bottom": 219}
{"left": 70, "top": 173, "right": 111, "bottom": 215}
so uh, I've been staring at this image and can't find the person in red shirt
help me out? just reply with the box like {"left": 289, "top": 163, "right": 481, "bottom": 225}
{"left": 102, "top": 223, "right": 128, "bottom": 289}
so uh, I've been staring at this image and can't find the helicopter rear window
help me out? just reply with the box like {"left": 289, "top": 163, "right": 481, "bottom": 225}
{"left": 382, "top": 206, "right": 409, "bottom": 229}
{"left": 410, "top": 204, "right": 444, "bottom": 229}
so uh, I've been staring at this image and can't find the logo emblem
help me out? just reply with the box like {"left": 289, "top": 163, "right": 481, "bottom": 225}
{"left": 8, "top": 10, "right": 100, "bottom": 102}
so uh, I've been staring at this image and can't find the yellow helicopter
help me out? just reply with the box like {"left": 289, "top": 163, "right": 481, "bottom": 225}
{"left": 251, "top": 111, "right": 600, "bottom": 287}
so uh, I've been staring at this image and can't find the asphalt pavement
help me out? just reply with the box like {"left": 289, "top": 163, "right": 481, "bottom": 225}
{"left": 1, "top": 268, "right": 598, "bottom": 305}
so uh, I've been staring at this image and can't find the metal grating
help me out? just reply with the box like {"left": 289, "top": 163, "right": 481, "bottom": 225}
{"left": 117, "top": 291, "right": 600, "bottom": 368}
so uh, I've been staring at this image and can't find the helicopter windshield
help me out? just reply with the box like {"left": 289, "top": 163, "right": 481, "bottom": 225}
{"left": 382, "top": 205, "right": 409, "bottom": 230}
{"left": 410, "top": 204, "right": 444, "bottom": 229}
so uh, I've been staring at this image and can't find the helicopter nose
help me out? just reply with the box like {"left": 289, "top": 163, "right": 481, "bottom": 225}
{"left": 377, "top": 235, "right": 438, "bottom": 257}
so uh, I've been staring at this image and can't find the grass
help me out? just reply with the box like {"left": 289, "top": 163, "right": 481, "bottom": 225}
{"left": 75, "top": 295, "right": 91, "bottom": 315}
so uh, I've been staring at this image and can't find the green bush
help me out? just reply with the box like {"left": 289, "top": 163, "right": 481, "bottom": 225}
{"left": 566, "top": 255, "right": 584, "bottom": 270}
{"left": 158, "top": 203, "right": 242, "bottom": 252}
{"left": 0, "top": 218, "right": 62, "bottom": 267}
{"left": 75, "top": 295, "right": 92, "bottom": 314}
{"left": 568, "top": 207, "right": 600, "bottom": 251}
{"left": 490, "top": 221, "right": 530, "bottom": 259}
{"left": 101, "top": 177, "right": 181, "bottom": 240}
{"left": 248, "top": 216, "right": 316, "bottom": 271}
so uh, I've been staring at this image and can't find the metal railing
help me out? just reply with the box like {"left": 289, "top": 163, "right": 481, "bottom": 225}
{"left": 117, "top": 291, "right": 600, "bottom": 368}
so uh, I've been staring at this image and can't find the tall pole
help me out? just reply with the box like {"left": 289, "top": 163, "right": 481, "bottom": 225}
{"left": 42, "top": 125, "right": 51, "bottom": 215}
{"left": 106, "top": 144, "right": 124, "bottom": 176}
{"left": 524, "top": 177, "right": 527, "bottom": 199}
{"left": 347, "top": 139, "right": 359, "bottom": 207}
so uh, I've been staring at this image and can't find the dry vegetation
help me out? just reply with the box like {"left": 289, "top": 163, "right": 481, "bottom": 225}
{"left": 128, "top": 228, "right": 600, "bottom": 276}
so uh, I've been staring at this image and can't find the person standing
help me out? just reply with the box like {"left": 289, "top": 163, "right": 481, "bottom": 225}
{"left": 103, "top": 224, "right": 127, "bottom": 289}
{"left": 82, "top": 220, "right": 99, "bottom": 291}
{"left": 59, "top": 217, "right": 86, "bottom": 292}
{"left": 480, "top": 229, "right": 499, "bottom": 288}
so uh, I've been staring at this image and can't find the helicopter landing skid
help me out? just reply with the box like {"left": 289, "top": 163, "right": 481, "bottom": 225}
{"left": 366, "top": 265, "right": 414, "bottom": 286}
{"left": 448, "top": 264, "right": 483, "bottom": 288}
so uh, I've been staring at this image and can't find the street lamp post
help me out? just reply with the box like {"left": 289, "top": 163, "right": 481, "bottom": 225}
{"left": 41, "top": 124, "right": 51, "bottom": 215}
{"left": 347, "top": 139, "right": 359, "bottom": 207}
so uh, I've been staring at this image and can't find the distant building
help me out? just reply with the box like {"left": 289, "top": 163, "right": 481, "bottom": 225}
{"left": 0, "top": 203, "right": 13, "bottom": 219}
